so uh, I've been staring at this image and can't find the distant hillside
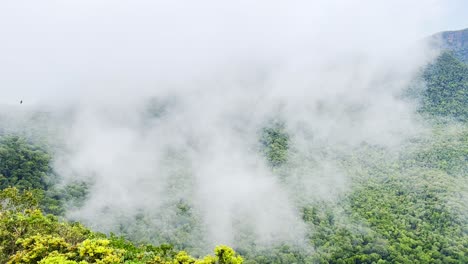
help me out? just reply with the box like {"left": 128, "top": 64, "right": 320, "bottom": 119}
{"left": 421, "top": 51, "right": 468, "bottom": 121}
{"left": 434, "top": 28, "right": 468, "bottom": 63}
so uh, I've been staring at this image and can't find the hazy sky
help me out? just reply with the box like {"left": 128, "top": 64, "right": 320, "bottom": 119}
{"left": 425, "top": 0, "right": 468, "bottom": 35}
{"left": 1, "top": 0, "right": 466, "bottom": 105}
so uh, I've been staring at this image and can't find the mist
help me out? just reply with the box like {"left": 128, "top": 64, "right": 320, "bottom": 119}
{"left": 0, "top": 0, "right": 449, "bottom": 253}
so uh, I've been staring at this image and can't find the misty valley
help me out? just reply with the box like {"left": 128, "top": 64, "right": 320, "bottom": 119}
{"left": 0, "top": 2, "right": 468, "bottom": 264}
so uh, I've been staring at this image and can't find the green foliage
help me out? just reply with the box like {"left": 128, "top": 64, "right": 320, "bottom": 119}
{"left": 214, "top": 245, "right": 243, "bottom": 264}
{"left": 0, "top": 188, "right": 91, "bottom": 263}
{"left": 0, "top": 134, "right": 90, "bottom": 216}
{"left": 41, "top": 181, "right": 90, "bottom": 216}
{"left": 409, "top": 124, "right": 468, "bottom": 175}
{"left": 9, "top": 235, "right": 73, "bottom": 263}
{"left": 239, "top": 244, "right": 314, "bottom": 264}
{"left": 78, "top": 239, "right": 124, "bottom": 263}
{"left": 0, "top": 136, "right": 51, "bottom": 191}
{"left": 260, "top": 122, "right": 289, "bottom": 167}
{"left": 297, "top": 124, "right": 468, "bottom": 263}
{"left": 345, "top": 169, "right": 468, "bottom": 263}
{"left": 0, "top": 188, "right": 243, "bottom": 263}
{"left": 0, "top": 187, "right": 39, "bottom": 212}
{"left": 8, "top": 236, "right": 123, "bottom": 264}
{"left": 421, "top": 51, "right": 468, "bottom": 121}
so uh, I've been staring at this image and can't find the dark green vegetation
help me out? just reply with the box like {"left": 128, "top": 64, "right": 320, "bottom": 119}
{"left": 307, "top": 124, "right": 467, "bottom": 263}
{"left": 0, "top": 136, "right": 51, "bottom": 191}
{"left": 260, "top": 122, "right": 289, "bottom": 168}
{"left": 420, "top": 52, "right": 467, "bottom": 121}
{"left": 0, "top": 45, "right": 467, "bottom": 263}
{"left": 0, "top": 135, "right": 88, "bottom": 216}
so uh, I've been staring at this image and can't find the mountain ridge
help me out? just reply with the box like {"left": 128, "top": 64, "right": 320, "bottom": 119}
{"left": 433, "top": 27, "right": 468, "bottom": 62}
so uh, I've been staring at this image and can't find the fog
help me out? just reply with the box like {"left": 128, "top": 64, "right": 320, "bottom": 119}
{"left": 0, "top": 0, "right": 448, "bottom": 252}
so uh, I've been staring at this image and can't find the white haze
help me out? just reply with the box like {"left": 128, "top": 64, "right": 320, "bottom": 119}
{"left": 0, "top": 0, "right": 448, "bottom": 251}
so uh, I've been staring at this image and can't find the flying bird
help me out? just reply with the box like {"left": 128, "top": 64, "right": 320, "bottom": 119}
{"left": 20, "top": 100, "right": 23, "bottom": 104}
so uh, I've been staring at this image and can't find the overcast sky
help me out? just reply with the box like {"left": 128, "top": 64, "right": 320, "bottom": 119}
{"left": 424, "top": 0, "right": 468, "bottom": 35}
{"left": 0, "top": 0, "right": 466, "bottom": 105}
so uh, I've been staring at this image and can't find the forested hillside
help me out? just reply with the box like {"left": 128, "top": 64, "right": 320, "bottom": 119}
{"left": 421, "top": 52, "right": 468, "bottom": 121}
{"left": 1, "top": 41, "right": 468, "bottom": 263}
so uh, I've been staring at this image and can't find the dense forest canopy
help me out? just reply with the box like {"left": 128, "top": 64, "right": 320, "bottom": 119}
{"left": 420, "top": 52, "right": 468, "bottom": 121}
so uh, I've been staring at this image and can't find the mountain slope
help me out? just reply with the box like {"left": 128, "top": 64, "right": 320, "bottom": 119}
{"left": 434, "top": 28, "right": 468, "bottom": 63}
{"left": 421, "top": 51, "right": 468, "bottom": 121}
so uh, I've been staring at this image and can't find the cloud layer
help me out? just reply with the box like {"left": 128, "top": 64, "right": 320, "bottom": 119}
{"left": 0, "top": 0, "right": 446, "bottom": 251}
